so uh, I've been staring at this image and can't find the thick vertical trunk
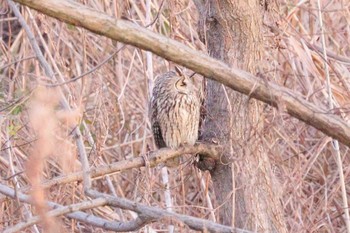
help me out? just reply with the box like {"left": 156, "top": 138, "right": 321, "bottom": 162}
{"left": 195, "top": 0, "right": 287, "bottom": 232}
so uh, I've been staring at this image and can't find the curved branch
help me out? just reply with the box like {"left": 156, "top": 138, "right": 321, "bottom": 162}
{"left": 0, "top": 184, "right": 145, "bottom": 232}
{"left": 12, "top": 0, "right": 350, "bottom": 147}
{"left": 0, "top": 183, "right": 251, "bottom": 233}
{"left": 3, "top": 198, "right": 108, "bottom": 233}
{"left": 87, "top": 189, "right": 250, "bottom": 233}
{"left": 20, "top": 143, "right": 221, "bottom": 191}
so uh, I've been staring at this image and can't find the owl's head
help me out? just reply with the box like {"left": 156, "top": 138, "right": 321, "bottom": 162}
{"left": 174, "top": 66, "right": 195, "bottom": 95}
{"left": 155, "top": 67, "right": 196, "bottom": 96}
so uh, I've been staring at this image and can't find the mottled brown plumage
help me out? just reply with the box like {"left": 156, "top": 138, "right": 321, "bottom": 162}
{"left": 150, "top": 68, "right": 201, "bottom": 166}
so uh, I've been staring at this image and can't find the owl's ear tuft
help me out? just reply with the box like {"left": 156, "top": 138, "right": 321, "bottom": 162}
{"left": 175, "top": 66, "right": 183, "bottom": 76}
{"left": 189, "top": 72, "right": 196, "bottom": 79}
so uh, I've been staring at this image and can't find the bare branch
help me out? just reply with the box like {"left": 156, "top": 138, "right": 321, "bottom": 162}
{"left": 20, "top": 143, "right": 221, "bottom": 191}
{"left": 4, "top": 198, "right": 108, "bottom": 233}
{"left": 88, "top": 189, "right": 253, "bottom": 233}
{"left": 11, "top": 0, "right": 350, "bottom": 147}
{"left": 1, "top": 182, "right": 253, "bottom": 232}
{"left": 0, "top": 184, "right": 147, "bottom": 232}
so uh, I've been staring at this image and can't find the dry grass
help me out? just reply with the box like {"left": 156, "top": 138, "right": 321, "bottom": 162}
{"left": 0, "top": 0, "right": 350, "bottom": 232}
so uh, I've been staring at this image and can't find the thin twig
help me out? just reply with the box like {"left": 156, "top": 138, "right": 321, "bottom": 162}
{"left": 47, "top": 45, "right": 126, "bottom": 87}
{"left": 0, "top": 55, "right": 36, "bottom": 70}
{"left": 161, "top": 167, "right": 175, "bottom": 233}
{"left": 3, "top": 198, "right": 108, "bottom": 233}
{"left": 144, "top": 0, "right": 165, "bottom": 28}
{"left": 200, "top": 172, "right": 216, "bottom": 222}
{"left": 0, "top": 184, "right": 147, "bottom": 232}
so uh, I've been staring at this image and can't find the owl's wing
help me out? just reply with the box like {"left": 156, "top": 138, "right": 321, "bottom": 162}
{"left": 198, "top": 78, "right": 206, "bottom": 140}
{"left": 149, "top": 96, "right": 166, "bottom": 148}
{"left": 152, "top": 121, "right": 167, "bottom": 148}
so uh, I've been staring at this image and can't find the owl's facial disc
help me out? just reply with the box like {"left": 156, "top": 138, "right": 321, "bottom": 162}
{"left": 175, "top": 77, "right": 189, "bottom": 94}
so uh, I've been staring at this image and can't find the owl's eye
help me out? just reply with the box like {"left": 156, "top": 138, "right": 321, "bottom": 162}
{"left": 176, "top": 79, "right": 187, "bottom": 89}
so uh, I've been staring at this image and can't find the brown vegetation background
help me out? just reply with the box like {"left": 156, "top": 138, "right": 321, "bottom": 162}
{"left": 1, "top": 0, "right": 350, "bottom": 232}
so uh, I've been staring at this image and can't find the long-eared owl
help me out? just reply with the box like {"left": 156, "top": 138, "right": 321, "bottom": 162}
{"left": 149, "top": 67, "right": 201, "bottom": 166}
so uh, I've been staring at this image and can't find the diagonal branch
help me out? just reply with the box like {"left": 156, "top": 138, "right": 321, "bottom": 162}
{"left": 0, "top": 184, "right": 148, "bottom": 232}
{"left": 12, "top": 0, "right": 350, "bottom": 147}
{"left": 0, "top": 182, "right": 251, "bottom": 233}
{"left": 19, "top": 143, "right": 221, "bottom": 192}
{"left": 3, "top": 198, "right": 108, "bottom": 233}
{"left": 88, "top": 189, "right": 253, "bottom": 233}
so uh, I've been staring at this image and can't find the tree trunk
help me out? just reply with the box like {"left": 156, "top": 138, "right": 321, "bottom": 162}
{"left": 195, "top": 1, "right": 287, "bottom": 232}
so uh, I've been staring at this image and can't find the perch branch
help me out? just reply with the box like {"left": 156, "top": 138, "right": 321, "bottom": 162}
{"left": 20, "top": 143, "right": 222, "bottom": 192}
{"left": 11, "top": 0, "right": 350, "bottom": 147}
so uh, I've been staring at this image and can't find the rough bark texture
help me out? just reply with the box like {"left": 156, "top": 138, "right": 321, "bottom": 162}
{"left": 195, "top": 0, "right": 287, "bottom": 232}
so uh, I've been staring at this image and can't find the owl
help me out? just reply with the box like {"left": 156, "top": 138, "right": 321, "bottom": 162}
{"left": 149, "top": 67, "right": 201, "bottom": 166}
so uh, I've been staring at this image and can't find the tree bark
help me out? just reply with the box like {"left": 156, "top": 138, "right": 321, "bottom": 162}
{"left": 195, "top": 0, "right": 287, "bottom": 232}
